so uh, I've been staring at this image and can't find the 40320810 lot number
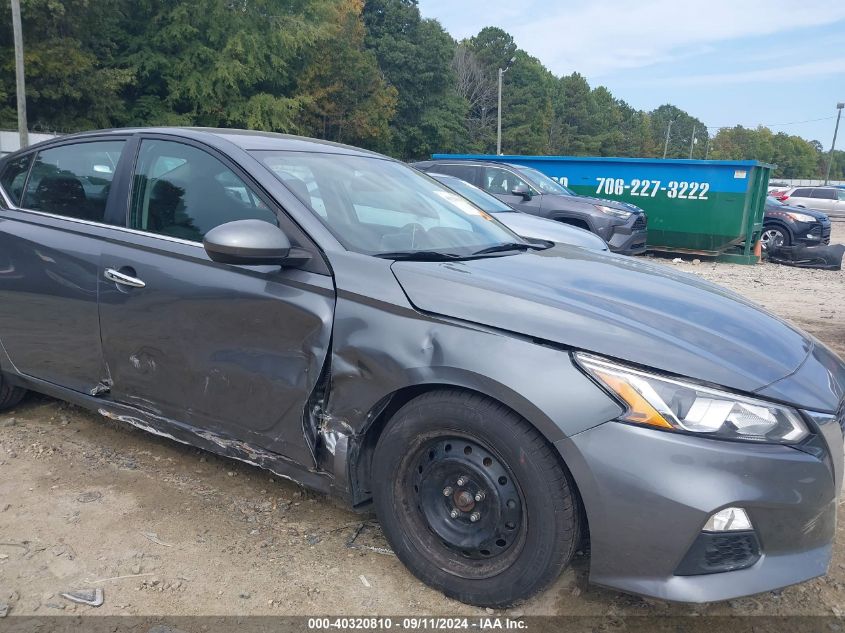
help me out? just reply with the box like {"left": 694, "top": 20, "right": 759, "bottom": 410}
{"left": 595, "top": 177, "right": 710, "bottom": 200}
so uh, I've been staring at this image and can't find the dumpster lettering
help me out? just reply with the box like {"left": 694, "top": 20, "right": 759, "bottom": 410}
{"left": 596, "top": 177, "right": 709, "bottom": 200}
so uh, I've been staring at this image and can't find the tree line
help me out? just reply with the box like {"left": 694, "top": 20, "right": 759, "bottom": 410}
{"left": 1, "top": 0, "right": 842, "bottom": 180}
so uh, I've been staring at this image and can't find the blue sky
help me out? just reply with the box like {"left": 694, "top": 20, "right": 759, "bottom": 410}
{"left": 416, "top": 0, "right": 845, "bottom": 149}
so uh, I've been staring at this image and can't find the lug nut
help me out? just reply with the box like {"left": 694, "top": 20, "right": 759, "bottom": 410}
{"left": 474, "top": 491, "right": 485, "bottom": 502}
{"left": 443, "top": 486, "right": 454, "bottom": 497}
{"left": 456, "top": 476, "right": 468, "bottom": 486}
{"left": 470, "top": 512, "right": 481, "bottom": 522}
{"left": 450, "top": 509, "right": 459, "bottom": 519}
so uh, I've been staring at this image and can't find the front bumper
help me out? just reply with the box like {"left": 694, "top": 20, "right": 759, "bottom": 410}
{"left": 556, "top": 419, "right": 841, "bottom": 602}
{"left": 606, "top": 214, "right": 648, "bottom": 255}
{"left": 794, "top": 219, "right": 833, "bottom": 246}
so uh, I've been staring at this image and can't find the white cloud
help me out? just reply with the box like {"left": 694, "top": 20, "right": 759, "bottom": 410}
{"left": 667, "top": 57, "right": 845, "bottom": 85}
{"left": 453, "top": 0, "right": 845, "bottom": 77}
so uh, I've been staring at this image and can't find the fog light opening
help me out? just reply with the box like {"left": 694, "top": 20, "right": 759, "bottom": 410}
{"left": 703, "top": 507, "right": 752, "bottom": 532}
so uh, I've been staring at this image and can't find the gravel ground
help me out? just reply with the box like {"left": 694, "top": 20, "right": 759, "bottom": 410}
{"left": 0, "top": 223, "right": 843, "bottom": 619}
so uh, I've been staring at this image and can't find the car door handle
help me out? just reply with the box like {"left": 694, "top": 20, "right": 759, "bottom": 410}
{"left": 104, "top": 268, "right": 146, "bottom": 289}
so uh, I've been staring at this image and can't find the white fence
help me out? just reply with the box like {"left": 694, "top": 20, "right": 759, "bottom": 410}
{"left": 0, "top": 130, "right": 61, "bottom": 157}
{"left": 769, "top": 178, "right": 845, "bottom": 188}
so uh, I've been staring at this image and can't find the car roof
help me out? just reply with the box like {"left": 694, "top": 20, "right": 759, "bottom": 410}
{"left": 3, "top": 127, "right": 386, "bottom": 160}
{"left": 418, "top": 158, "right": 528, "bottom": 170}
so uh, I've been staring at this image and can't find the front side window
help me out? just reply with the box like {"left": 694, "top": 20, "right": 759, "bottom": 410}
{"left": 483, "top": 167, "right": 532, "bottom": 196}
{"left": 130, "top": 140, "right": 278, "bottom": 242}
{"left": 0, "top": 154, "right": 33, "bottom": 206}
{"left": 255, "top": 151, "right": 519, "bottom": 256}
{"left": 517, "top": 166, "right": 572, "bottom": 195}
{"left": 22, "top": 141, "right": 124, "bottom": 222}
{"left": 811, "top": 188, "right": 835, "bottom": 200}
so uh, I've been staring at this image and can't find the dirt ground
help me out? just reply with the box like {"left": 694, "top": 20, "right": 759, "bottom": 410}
{"left": 0, "top": 224, "right": 844, "bottom": 620}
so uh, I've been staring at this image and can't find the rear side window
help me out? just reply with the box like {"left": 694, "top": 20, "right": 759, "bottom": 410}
{"left": 0, "top": 154, "right": 33, "bottom": 206}
{"left": 792, "top": 188, "right": 811, "bottom": 197}
{"left": 811, "top": 188, "right": 836, "bottom": 200}
{"left": 22, "top": 141, "right": 125, "bottom": 222}
{"left": 130, "top": 139, "right": 278, "bottom": 242}
{"left": 430, "top": 163, "right": 478, "bottom": 184}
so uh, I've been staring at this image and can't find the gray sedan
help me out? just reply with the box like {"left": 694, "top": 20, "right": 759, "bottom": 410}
{"left": 0, "top": 128, "right": 843, "bottom": 608}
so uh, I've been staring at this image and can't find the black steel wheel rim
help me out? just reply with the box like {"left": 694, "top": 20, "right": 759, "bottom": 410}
{"left": 409, "top": 437, "right": 524, "bottom": 563}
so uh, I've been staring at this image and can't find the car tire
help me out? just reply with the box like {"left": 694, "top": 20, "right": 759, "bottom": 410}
{"left": 0, "top": 375, "right": 26, "bottom": 411}
{"left": 371, "top": 389, "right": 580, "bottom": 607}
{"left": 761, "top": 224, "right": 791, "bottom": 251}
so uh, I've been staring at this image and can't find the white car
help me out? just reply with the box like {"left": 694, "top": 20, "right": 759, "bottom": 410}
{"left": 775, "top": 186, "right": 845, "bottom": 217}
{"left": 427, "top": 172, "right": 609, "bottom": 251}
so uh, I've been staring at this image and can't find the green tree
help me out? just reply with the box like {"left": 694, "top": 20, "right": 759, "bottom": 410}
{"left": 297, "top": 0, "right": 397, "bottom": 149}
{"left": 649, "top": 104, "right": 708, "bottom": 159}
{"left": 119, "top": 0, "right": 334, "bottom": 131}
{"left": 709, "top": 126, "right": 823, "bottom": 178}
{"left": 0, "top": 0, "right": 133, "bottom": 131}
{"left": 363, "top": 0, "right": 465, "bottom": 159}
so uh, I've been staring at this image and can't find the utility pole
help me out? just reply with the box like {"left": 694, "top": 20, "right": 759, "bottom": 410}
{"left": 662, "top": 118, "right": 675, "bottom": 159}
{"left": 11, "top": 0, "right": 28, "bottom": 149}
{"left": 689, "top": 124, "right": 696, "bottom": 159}
{"left": 496, "top": 57, "right": 515, "bottom": 156}
{"left": 824, "top": 102, "right": 844, "bottom": 185}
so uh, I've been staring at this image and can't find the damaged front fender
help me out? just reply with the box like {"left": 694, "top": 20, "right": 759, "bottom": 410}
{"left": 313, "top": 253, "right": 623, "bottom": 505}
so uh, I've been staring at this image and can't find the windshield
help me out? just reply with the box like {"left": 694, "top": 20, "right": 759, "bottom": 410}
{"left": 430, "top": 174, "right": 513, "bottom": 214}
{"left": 516, "top": 166, "right": 573, "bottom": 195}
{"left": 253, "top": 151, "right": 522, "bottom": 257}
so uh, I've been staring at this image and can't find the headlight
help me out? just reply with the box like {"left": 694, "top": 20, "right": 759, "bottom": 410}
{"left": 785, "top": 211, "right": 817, "bottom": 223}
{"left": 576, "top": 353, "right": 808, "bottom": 444}
{"left": 595, "top": 204, "right": 632, "bottom": 219}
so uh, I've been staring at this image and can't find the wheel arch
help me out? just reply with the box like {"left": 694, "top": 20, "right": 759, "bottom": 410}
{"left": 349, "top": 381, "right": 587, "bottom": 529}
{"left": 763, "top": 219, "right": 794, "bottom": 243}
{"left": 349, "top": 383, "right": 590, "bottom": 548}
{"left": 552, "top": 215, "right": 592, "bottom": 232}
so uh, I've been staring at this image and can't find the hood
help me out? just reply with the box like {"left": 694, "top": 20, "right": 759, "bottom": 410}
{"left": 545, "top": 193, "right": 645, "bottom": 215}
{"left": 495, "top": 212, "right": 608, "bottom": 251}
{"left": 765, "top": 202, "right": 829, "bottom": 221}
{"left": 391, "top": 245, "right": 831, "bottom": 406}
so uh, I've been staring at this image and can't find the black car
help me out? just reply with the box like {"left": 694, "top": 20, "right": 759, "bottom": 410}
{"left": 1, "top": 129, "right": 844, "bottom": 608}
{"left": 763, "top": 196, "right": 832, "bottom": 251}
{"left": 414, "top": 159, "right": 648, "bottom": 254}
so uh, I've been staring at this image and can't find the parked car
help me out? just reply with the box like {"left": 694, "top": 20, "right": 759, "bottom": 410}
{"left": 413, "top": 159, "right": 648, "bottom": 255}
{"left": 762, "top": 196, "right": 832, "bottom": 250}
{"left": 775, "top": 186, "right": 845, "bottom": 216}
{"left": 426, "top": 172, "right": 607, "bottom": 251}
{"left": 1, "top": 129, "right": 844, "bottom": 608}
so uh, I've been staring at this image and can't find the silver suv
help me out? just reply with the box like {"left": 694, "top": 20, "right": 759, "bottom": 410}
{"left": 776, "top": 186, "right": 845, "bottom": 216}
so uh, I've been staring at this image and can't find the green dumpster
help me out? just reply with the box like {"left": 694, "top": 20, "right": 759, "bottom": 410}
{"left": 431, "top": 155, "right": 774, "bottom": 263}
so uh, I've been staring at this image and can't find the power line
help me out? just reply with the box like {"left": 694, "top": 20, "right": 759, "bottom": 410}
{"left": 705, "top": 115, "right": 836, "bottom": 131}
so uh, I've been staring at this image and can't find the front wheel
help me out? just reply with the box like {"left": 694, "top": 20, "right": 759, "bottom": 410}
{"left": 0, "top": 374, "right": 26, "bottom": 411}
{"left": 761, "top": 225, "right": 791, "bottom": 251}
{"left": 371, "top": 390, "right": 580, "bottom": 607}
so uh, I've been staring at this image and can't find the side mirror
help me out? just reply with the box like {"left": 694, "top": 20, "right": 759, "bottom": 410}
{"left": 203, "top": 219, "right": 292, "bottom": 266}
{"left": 511, "top": 184, "right": 532, "bottom": 200}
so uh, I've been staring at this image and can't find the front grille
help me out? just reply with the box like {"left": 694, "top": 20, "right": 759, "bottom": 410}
{"left": 675, "top": 531, "right": 760, "bottom": 576}
{"left": 809, "top": 224, "right": 832, "bottom": 244}
{"left": 704, "top": 534, "right": 757, "bottom": 567}
{"left": 632, "top": 214, "right": 647, "bottom": 230}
